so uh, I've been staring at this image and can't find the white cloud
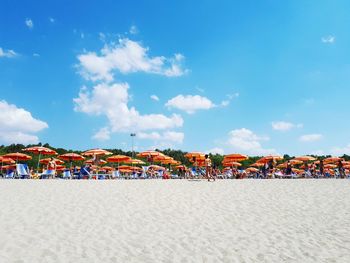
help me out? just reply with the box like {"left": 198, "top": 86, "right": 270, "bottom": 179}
{"left": 330, "top": 144, "right": 350, "bottom": 156}
{"left": 150, "top": 95, "right": 159, "bottom": 101}
{"left": 33, "top": 53, "right": 40, "bottom": 57}
{"left": 77, "top": 38, "right": 187, "bottom": 82}
{"left": 138, "top": 131, "right": 184, "bottom": 144}
{"left": 92, "top": 127, "right": 111, "bottom": 141}
{"left": 49, "top": 17, "right": 55, "bottom": 23}
{"left": 25, "top": 18, "right": 33, "bottom": 29}
{"left": 206, "top": 147, "right": 225, "bottom": 155}
{"left": 166, "top": 94, "right": 215, "bottom": 114}
{"left": 272, "top": 121, "right": 303, "bottom": 131}
{"left": 299, "top": 134, "right": 323, "bottom": 142}
{"left": 0, "top": 47, "right": 17, "bottom": 58}
{"left": 73, "top": 82, "right": 183, "bottom": 133}
{"left": 129, "top": 25, "right": 138, "bottom": 35}
{"left": 0, "top": 100, "right": 48, "bottom": 144}
{"left": 227, "top": 128, "right": 277, "bottom": 155}
{"left": 321, "top": 35, "right": 335, "bottom": 44}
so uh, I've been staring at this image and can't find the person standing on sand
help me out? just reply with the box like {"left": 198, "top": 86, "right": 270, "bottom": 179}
{"left": 205, "top": 154, "right": 213, "bottom": 181}
{"left": 319, "top": 160, "right": 324, "bottom": 177}
{"left": 285, "top": 161, "right": 292, "bottom": 176}
{"left": 337, "top": 160, "right": 345, "bottom": 178}
{"left": 47, "top": 157, "right": 57, "bottom": 179}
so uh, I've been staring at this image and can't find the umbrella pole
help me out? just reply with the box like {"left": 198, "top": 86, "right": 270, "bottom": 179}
{"left": 36, "top": 152, "right": 41, "bottom": 174}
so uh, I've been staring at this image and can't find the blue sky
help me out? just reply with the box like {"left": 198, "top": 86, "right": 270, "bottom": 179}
{"left": 1, "top": 0, "right": 350, "bottom": 156}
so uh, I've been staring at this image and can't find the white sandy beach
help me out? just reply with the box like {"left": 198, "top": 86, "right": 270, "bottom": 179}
{"left": 0, "top": 180, "right": 349, "bottom": 263}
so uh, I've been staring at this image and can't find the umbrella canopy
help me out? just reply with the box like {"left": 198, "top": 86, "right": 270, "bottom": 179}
{"left": 256, "top": 155, "right": 283, "bottom": 163}
{"left": 185, "top": 152, "right": 205, "bottom": 160}
{"left": 251, "top": 162, "right": 265, "bottom": 167}
{"left": 153, "top": 155, "right": 173, "bottom": 162}
{"left": 107, "top": 155, "right": 131, "bottom": 163}
{"left": 323, "top": 157, "right": 344, "bottom": 164}
{"left": 246, "top": 167, "right": 259, "bottom": 173}
{"left": 0, "top": 157, "right": 15, "bottom": 164}
{"left": 222, "top": 161, "right": 242, "bottom": 167}
{"left": 23, "top": 146, "right": 57, "bottom": 155}
{"left": 82, "top": 149, "right": 113, "bottom": 156}
{"left": 324, "top": 164, "right": 337, "bottom": 169}
{"left": 85, "top": 159, "right": 107, "bottom": 165}
{"left": 125, "top": 159, "right": 145, "bottom": 165}
{"left": 2, "top": 152, "right": 32, "bottom": 161}
{"left": 161, "top": 159, "right": 180, "bottom": 165}
{"left": 137, "top": 150, "right": 164, "bottom": 159}
{"left": 39, "top": 158, "right": 64, "bottom": 165}
{"left": 224, "top": 153, "right": 248, "bottom": 161}
{"left": 58, "top": 153, "right": 85, "bottom": 161}
{"left": 100, "top": 166, "right": 114, "bottom": 171}
{"left": 293, "top": 156, "right": 316, "bottom": 162}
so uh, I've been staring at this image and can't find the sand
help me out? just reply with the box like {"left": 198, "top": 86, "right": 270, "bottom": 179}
{"left": 0, "top": 179, "right": 349, "bottom": 263}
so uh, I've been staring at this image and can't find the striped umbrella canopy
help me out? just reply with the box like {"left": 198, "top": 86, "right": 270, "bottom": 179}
{"left": 85, "top": 159, "right": 107, "bottom": 165}
{"left": 0, "top": 156, "right": 15, "bottom": 164}
{"left": 40, "top": 158, "right": 64, "bottom": 165}
{"left": 222, "top": 161, "right": 242, "bottom": 167}
{"left": 185, "top": 152, "right": 205, "bottom": 160}
{"left": 82, "top": 149, "right": 113, "bottom": 156}
{"left": 293, "top": 156, "right": 316, "bottom": 162}
{"left": 125, "top": 159, "right": 145, "bottom": 165}
{"left": 58, "top": 153, "right": 85, "bottom": 161}
{"left": 224, "top": 153, "right": 248, "bottom": 162}
{"left": 107, "top": 155, "right": 132, "bottom": 163}
{"left": 23, "top": 146, "right": 57, "bottom": 155}
{"left": 2, "top": 152, "right": 32, "bottom": 162}
{"left": 323, "top": 157, "right": 344, "bottom": 164}
{"left": 246, "top": 167, "right": 259, "bottom": 173}
{"left": 256, "top": 155, "right": 283, "bottom": 163}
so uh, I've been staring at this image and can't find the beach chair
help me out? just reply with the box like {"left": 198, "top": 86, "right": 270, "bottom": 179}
{"left": 41, "top": 169, "right": 56, "bottom": 179}
{"left": 5, "top": 169, "right": 15, "bottom": 179}
{"left": 62, "top": 170, "right": 71, "bottom": 179}
{"left": 80, "top": 166, "right": 91, "bottom": 179}
{"left": 16, "top": 164, "right": 30, "bottom": 179}
{"left": 111, "top": 170, "right": 121, "bottom": 179}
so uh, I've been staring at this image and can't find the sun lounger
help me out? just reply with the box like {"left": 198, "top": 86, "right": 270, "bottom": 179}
{"left": 41, "top": 169, "right": 56, "bottom": 179}
{"left": 16, "top": 164, "right": 30, "bottom": 179}
{"left": 5, "top": 169, "right": 15, "bottom": 179}
{"left": 62, "top": 170, "right": 71, "bottom": 179}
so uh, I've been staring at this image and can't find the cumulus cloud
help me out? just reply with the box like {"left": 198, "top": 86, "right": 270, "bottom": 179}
{"left": 165, "top": 95, "right": 215, "bottom": 114}
{"left": 330, "top": 144, "right": 350, "bottom": 156}
{"left": 150, "top": 95, "right": 159, "bottom": 101}
{"left": 138, "top": 131, "right": 184, "bottom": 144}
{"left": 206, "top": 147, "right": 225, "bottom": 155}
{"left": 299, "top": 134, "right": 323, "bottom": 142}
{"left": 73, "top": 82, "right": 183, "bottom": 133}
{"left": 129, "top": 25, "right": 138, "bottom": 35}
{"left": 0, "top": 47, "right": 17, "bottom": 58}
{"left": 92, "top": 127, "right": 111, "bottom": 141}
{"left": 321, "top": 35, "right": 335, "bottom": 44}
{"left": 25, "top": 18, "right": 34, "bottom": 29}
{"left": 0, "top": 100, "right": 48, "bottom": 144}
{"left": 227, "top": 128, "right": 277, "bottom": 155}
{"left": 271, "top": 121, "right": 303, "bottom": 131}
{"left": 77, "top": 38, "right": 187, "bottom": 82}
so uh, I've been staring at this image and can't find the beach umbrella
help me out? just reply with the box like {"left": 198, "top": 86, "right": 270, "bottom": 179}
{"left": 224, "top": 153, "right": 248, "bottom": 161}
{"left": 85, "top": 159, "right": 107, "bottom": 165}
{"left": 125, "top": 159, "right": 145, "bottom": 165}
{"left": 23, "top": 146, "right": 57, "bottom": 172}
{"left": 0, "top": 156, "right": 15, "bottom": 174}
{"left": 100, "top": 166, "right": 114, "bottom": 172}
{"left": 107, "top": 155, "right": 131, "bottom": 163}
{"left": 162, "top": 159, "right": 180, "bottom": 165}
{"left": 58, "top": 153, "right": 85, "bottom": 168}
{"left": 2, "top": 152, "right": 32, "bottom": 162}
{"left": 324, "top": 164, "right": 337, "bottom": 169}
{"left": 222, "top": 161, "right": 242, "bottom": 167}
{"left": 256, "top": 155, "right": 283, "bottom": 163}
{"left": 293, "top": 156, "right": 316, "bottom": 162}
{"left": 39, "top": 158, "right": 64, "bottom": 165}
{"left": 136, "top": 151, "right": 164, "bottom": 163}
{"left": 153, "top": 155, "right": 173, "bottom": 162}
{"left": 82, "top": 149, "right": 113, "bottom": 156}
{"left": 246, "top": 167, "right": 259, "bottom": 173}
{"left": 148, "top": 165, "right": 166, "bottom": 171}
{"left": 185, "top": 152, "right": 205, "bottom": 160}
{"left": 251, "top": 162, "right": 265, "bottom": 167}
{"left": 323, "top": 157, "right": 344, "bottom": 164}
